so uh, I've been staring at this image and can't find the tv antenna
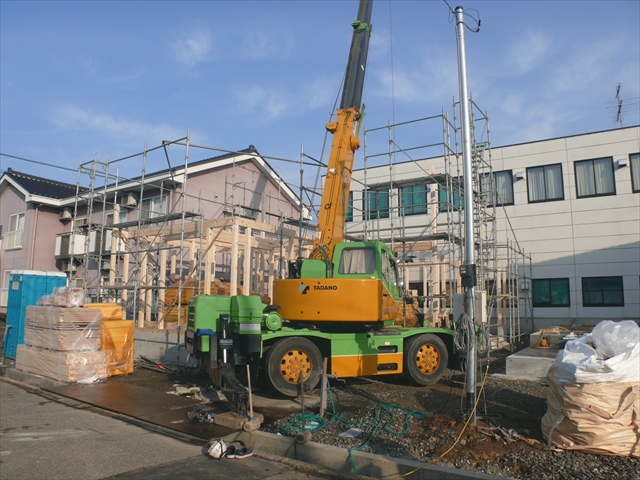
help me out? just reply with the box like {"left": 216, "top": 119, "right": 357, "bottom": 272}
{"left": 606, "top": 83, "right": 635, "bottom": 128}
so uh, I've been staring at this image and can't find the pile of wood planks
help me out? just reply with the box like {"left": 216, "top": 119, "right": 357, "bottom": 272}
{"left": 16, "top": 344, "right": 107, "bottom": 383}
{"left": 24, "top": 306, "right": 102, "bottom": 351}
{"left": 16, "top": 305, "right": 107, "bottom": 383}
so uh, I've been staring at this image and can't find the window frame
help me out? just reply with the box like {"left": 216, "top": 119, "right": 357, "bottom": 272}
{"left": 4, "top": 212, "right": 25, "bottom": 250}
{"left": 526, "top": 163, "right": 564, "bottom": 203}
{"left": 141, "top": 194, "right": 168, "bottom": 220}
{"left": 630, "top": 153, "right": 640, "bottom": 193}
{"left": 582, "top": 276, "right": 624, "bottom": 307}
{"left": 0, "top": 270, "right": 13, "bottom": 307}
{"left": 481, "top": 170, "right": 514, "bottom": 207}
{"left": 401, "top": 184, "right": 428, "bottom": 216}
{"left": 574, "top": 157, "right": 616, "bottom": 199}
{"left": 532, "top": 278, "right": 570, "bottom": 307}
{"left": 438, "top": 183, "right": 464, "bottom": 213}
{"left": 345, "top": 191, "right": 353, "bottom": 222}
{"left": 363, "top": 189, "right": 389, "bottom": 221}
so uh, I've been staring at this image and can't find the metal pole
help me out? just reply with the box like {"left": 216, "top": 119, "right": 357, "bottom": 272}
{"left": 299, "top": 143, "right": 304, "bottom": 258}
{"left": 455, "top": 5, "right": 477, "bottom": 421}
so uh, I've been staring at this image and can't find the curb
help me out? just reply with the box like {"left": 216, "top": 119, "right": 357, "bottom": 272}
{"left": 222, "top": 430, "right": 505, "bottom": 480}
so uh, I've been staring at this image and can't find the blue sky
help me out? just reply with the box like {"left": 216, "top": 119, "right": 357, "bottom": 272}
{"left": 1, "top": 0, "right": 638, "bottom": 189}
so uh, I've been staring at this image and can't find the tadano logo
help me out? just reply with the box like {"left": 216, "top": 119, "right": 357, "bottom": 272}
{"left": 299, "top": 285, "right": 338, "bottom": 294}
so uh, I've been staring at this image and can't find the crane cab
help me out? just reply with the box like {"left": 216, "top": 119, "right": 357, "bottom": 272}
{"left": 272, "top": 240, "right": 404, "bottom": 325}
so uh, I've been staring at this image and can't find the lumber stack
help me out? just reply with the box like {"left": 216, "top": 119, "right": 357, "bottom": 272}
{"left": 24, "top": 306, "right": 102, "bottom": 351}
{"left": 16, "top": 304, "right": 108, "bottom": 383}
{"left": 16, "top": 344, "right": 107, "bottom": 383}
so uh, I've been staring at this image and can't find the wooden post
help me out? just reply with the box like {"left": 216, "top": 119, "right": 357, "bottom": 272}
{"left": 122, "top": 249, "right": 130, "bottom": 307}
{"left": 189, "top": 240, "right": 196, "bottom": 272}
{"left": 230, "top": 218, "right": 239, "bottom": 295}
{"left": 138, "top": 253, "right": 148, "bottom": 328}
{"left": 243, "top": 227, "right": 252, "bottom": 295}
{"left": 267, "top": 248, "right": 275, "bottom": 299}
{"left": 158, "top": 246, "right": 167, "bottom": 329}
{"left": 170, "top": 249, "right": 177, "bottom": 278}
{"left": 109, "top": 230, "right": 117, "bottom": 303}
{"left": 204, "top": 227, "right": 213, "bottom": 295}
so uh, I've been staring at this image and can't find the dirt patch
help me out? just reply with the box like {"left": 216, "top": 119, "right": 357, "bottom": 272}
{"left": 112, "top": 348, "right": 638, "bottom": 479}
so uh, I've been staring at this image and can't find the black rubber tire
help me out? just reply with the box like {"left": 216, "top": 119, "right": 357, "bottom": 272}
{"left": 404, "top": 334, "right": 448, "bottom": 386}
{"left": 264, "top": 337, "right": 322, "bottom": 397}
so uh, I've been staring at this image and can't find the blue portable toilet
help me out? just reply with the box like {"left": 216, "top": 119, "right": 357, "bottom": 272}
{"left": 3, "top": 270, "right": 67, "bottom": 359}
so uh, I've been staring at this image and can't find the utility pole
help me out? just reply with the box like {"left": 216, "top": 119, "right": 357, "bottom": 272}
{"left": 454, "top": 5, "right": 477, "bottom": 423}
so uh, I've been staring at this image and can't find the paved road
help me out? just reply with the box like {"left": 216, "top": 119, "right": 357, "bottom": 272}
{"left": 0, "top": 380, "right": 326, "bottom": 480}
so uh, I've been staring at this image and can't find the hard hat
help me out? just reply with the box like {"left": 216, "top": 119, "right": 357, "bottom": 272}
{"left": 207, "top": 439, "right": 227, "bottom": 459}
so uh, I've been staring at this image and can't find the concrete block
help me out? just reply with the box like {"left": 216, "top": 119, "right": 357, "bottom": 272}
{"left": 505, "top": 346, "right": 559, "bottom": 379}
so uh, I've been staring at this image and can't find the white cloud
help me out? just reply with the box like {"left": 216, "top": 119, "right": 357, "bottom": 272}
{"left": 241, "top": 30, "right": 292, "bottom": 60}
{"left": 507, "top": 30, "right": 550, "bottom": 75}
{"left": 552, "top": 37, "right": 624, "bottom": 92}
{"left": 169, "top": 28, "right": 213, "bottom": 67}
{"left": 235, "top": 86, "right": 288, "bottom": 120}
{"left": 235, "top": 74, "right": 339, "bottom": 121}
{"left": 373, "top": 47, "right": 458, "bottom": 104}
{"left": 300, "top": 76, "right": 339, "bottom": 110}
{"left": 51, "top": 104, "right": 185, "bottom": 146}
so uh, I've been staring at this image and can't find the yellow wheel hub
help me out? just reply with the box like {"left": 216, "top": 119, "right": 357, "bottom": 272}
{"left": 280, "top": 349, "right": 312, "bottom": 384}
{"left": 415, "top": 344, "right": 440, "bottom": 374}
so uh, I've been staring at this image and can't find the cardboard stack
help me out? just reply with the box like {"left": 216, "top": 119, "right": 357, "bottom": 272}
{"left": 16, "top": 288, "right": 108, "bottom": 383}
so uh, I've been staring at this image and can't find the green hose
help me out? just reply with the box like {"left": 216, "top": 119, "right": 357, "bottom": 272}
{"left": 278, "top": 380, "right": 429, "bottom": 474}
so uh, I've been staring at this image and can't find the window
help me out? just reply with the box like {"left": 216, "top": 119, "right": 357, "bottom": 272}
{"left": 575, "top": 157, "right": 615, "bottom": 198}
{"left": 363, "top": 189, "right": 389, "bottom": 220}
{"left": 0, "top": 270, "right": 12, "bottom": 307}
{"left": 481, "top": 170, "right": 514, "bottom": 206}
{"left": 582, "top": 276, "right": 624, "bottom": 307}
{"left": 346, "top": 191, "right": 353, "bottom": 222}
{"left": 338, "top": 247, "right": 376, "bottom": 274}
{"left": 438, "top": 185, "right": 463, "bottom": 212}
{"left": 141, "top": 195, "right": 168, "bottom": 220}
{"left": 527, "top": 164, "right": 564, "bottom": 202}
{"left": 630, "top": 153, "right": 640, "bottom": 193}
{"left": 105, "top": 210, "right": 127, "bottom": 226}
{"left": 532, "top": 278, "right": 570, "bottom": 307}
{"left": 402, "top": 184, "right": 428, "bottom": 215}
{"left": 4, "top": 213, "right": 25, "bottom": 250}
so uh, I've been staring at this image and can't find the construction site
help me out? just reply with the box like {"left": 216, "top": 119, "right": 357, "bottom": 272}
{"left": 59, "top": 100, "right": 531, "bottom": 349}
{"left": 1, "top": 1, "right": 638, "bottom": 480}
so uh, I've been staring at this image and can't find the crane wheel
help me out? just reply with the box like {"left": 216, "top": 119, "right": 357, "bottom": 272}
{"left": 404, "top": 334, "right": 448, "bottom": 386}
{"left": 265, "top": 337, "right": 322, "bottom": 397}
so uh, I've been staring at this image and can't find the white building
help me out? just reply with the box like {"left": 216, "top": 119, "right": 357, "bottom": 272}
{"left": 346, "top": 126, "right": 640, "bottom": 329}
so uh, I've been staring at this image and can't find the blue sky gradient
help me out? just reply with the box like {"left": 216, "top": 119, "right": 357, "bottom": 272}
{"left": 1, "top": 0, "right": 638, "bottom": 188}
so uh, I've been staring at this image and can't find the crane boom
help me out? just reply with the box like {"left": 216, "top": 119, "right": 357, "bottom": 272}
{"left": 310, "top": 0, "right": 373, "bottom": 262}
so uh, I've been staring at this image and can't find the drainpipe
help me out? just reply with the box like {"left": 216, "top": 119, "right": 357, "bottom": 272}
{"left": 30, "top": 204, "right": 41, "bottom": 269}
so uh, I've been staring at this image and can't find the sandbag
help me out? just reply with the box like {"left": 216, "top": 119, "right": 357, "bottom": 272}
{"left": 542, "top": 370, "right": 639, "bottom": 457}
{"left": 542, "top": 320, "right": 640, "bottom": 457}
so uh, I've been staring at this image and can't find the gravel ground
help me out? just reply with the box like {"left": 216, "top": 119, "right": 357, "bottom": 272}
{"left": 115, "top": 349, "right": 639, "bottom": 480}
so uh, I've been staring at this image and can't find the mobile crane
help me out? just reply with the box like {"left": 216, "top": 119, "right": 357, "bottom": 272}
{"left": 186, "top": 0, "right": 457, "bottom": 412}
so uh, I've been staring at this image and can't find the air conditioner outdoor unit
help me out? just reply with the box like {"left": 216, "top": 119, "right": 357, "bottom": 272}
{"left": 100, "top": 260, "right": 111, "bottom": 271}
{"left": 59, "top": 207, "right": 73, "bottom": 220}
{"left": 121, "top": 193, "right": 138, "bottom": 207}
{"left": 61, "top": 260, "right": 76, "bottom": 273}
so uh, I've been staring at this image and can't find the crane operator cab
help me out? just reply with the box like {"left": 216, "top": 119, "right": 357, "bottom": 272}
{"left": 273, "top": 240, "right": 404, "bottom": 326}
